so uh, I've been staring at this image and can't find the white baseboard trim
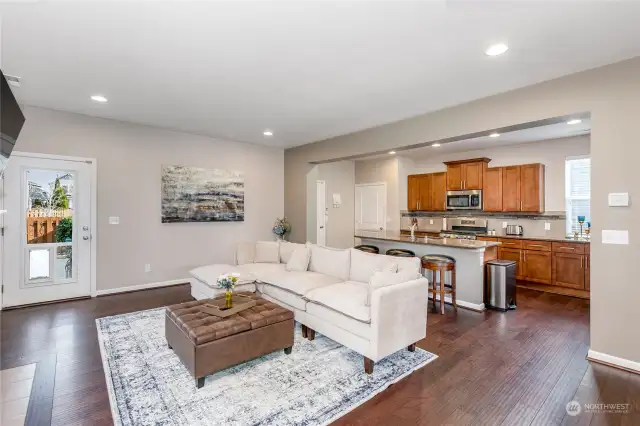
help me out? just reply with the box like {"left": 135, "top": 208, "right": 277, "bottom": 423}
{"left": 96, "top": 279, "right": 190, "bottom": 296}
{"left": 587, "top": 349, "right": 640, "bottom": 375}
{"left": 433, "top": 294, "right": 485, "bottom": 312}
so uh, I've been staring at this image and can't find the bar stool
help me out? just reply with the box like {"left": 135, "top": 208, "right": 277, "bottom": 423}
{"left": 421, "top": 255, "right": 456, "bottom": 315}
{"left": 354, "top": 245, "right": 380, "bottom": 254}
{"left": 386, "top": 248, "right": 416, "bottom": 257}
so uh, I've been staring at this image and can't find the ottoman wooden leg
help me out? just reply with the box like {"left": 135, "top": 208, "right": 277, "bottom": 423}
{"left": 407, "top": 343, "right": 416, "bottom": 352}
{"left": 196, "top": 377, "right": 205, "bottom": 389}
{"left": 284, "top": 346, "right": 292, "bottom": 355}
{"left": 168, "top": 343, "right": 172, "bottom": 349}
{"left": 301, "top": 324, "right": 308, "bottom": 338}
{"left": 364, "top": 357, "right": 374, "bottom": 374}
{"left": 307, "top": 328, "right": 316, "bottom": 341}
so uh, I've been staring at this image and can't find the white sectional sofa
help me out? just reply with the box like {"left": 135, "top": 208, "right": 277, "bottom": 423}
{"left": 189, "top": 241, "right": 429, "bottom": 373}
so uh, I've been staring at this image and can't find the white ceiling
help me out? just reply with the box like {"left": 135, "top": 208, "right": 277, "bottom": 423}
{"left": 1, "top": 1, "right": 639, "bottom": 148}
{"left": 398, "top": 118, "right": 591, "bottom": 159}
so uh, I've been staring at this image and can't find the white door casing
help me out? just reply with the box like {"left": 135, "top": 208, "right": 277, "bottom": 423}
{"left": 316, "top": 180, "right": 326, "bottom": 246}
{"left": 355, "top": 183, "right": 386, "bottom": 231}
{"left": 2, "top": 153, "right": 96, "bottom": 308}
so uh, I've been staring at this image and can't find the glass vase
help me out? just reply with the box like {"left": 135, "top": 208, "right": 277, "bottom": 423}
{"left": 225, "top": 290, "right": 233, "bottom": 309}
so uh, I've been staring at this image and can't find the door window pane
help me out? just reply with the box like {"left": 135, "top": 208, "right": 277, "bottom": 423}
{"left": 55, "top": 246, "right": 74, "bottom": 280}
{"left": 29, "top": 248, "right": 51, "bottom": 280}
{"left": 26, "top": 170, "right": 74, "bottom": 244}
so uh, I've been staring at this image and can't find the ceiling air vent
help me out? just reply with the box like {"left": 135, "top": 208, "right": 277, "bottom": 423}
{"left": 3, "top": 74, "right": 21, "bottom": 87}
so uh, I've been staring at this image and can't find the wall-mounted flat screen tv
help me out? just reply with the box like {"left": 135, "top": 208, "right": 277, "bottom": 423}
{"left": 1, "top": 71, "right": 26, "bottom": 174}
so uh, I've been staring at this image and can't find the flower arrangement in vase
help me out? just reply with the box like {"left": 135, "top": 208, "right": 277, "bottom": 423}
{"left": 272, "top": 217, "right": 291, "bottom": 241}
{"left": 217, "top": 273, "right": 240, "bottom": 309}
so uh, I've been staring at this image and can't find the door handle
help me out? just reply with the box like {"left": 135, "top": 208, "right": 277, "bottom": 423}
{"left": 83, "top": 236, "right": 90, "bottom": 240}
{"left": 82, "top": 225, "right": 89, "bottom": 231}
{"left": 319, "top": 226, "right": 324, "bottom": 229}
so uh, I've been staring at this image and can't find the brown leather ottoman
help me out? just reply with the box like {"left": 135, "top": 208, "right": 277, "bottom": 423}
{"left": 165, "top": 292, "right": 294, "bottom": 388}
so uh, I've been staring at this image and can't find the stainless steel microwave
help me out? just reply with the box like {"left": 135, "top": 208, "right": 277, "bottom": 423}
{"left": 446, "top": 190, "right": 482, "bottom": 210}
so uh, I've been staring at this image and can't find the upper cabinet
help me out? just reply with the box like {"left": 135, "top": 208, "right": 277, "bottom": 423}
{"left": 444, "top": 158, "right": 490, "bottom": 191}
{"left": 483, "top": 167, "right": 503, "bottom": 212}
{"left": 407, "top": 172, "right": 446, "bottom": 211}
{"left": 501, "top": 163, "right": 545, "bottom": 213}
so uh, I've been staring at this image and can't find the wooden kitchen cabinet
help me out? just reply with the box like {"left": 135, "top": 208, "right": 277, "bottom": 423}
{"left": 501, "top": 163, "right": 545, "bottom": 213}
{"left": 408, "top": 175, "right": 420, "bottom": 210}
{"left": 522, "top": 250, "right": 552, "bottom": 284}
{"left": 585, "top": 245, "right": 590, "bottom": 290}
{"left": 483, "top": 167, "right": 503, "bottom": 211}
{"left": 498, "top": 247, "right": 524, "bottom": 280}
{"left": 553, "top": 252, "right": 586, "bottom": 289}
{"left": 520, "top": 164, "right": 545, "bottom": 212}
{"left": 430, "top": 172, "right": 447, "bottom": 211}
{"left": 444, "top": 158, "right": 490, "bottom": 191}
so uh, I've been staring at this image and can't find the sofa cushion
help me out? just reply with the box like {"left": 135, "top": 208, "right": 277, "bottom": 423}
{"left": 191, "top": 277, "right": 256, "bottom": 300}
{"left": 394, "top": 256, "right": 421, "bottom": 276}
{"left": 279, "top": 242, "right": 306, "bottom": 264}
{"left": 306, "top": 302, "right": 372, "bottom": 340}
{"left": 235, "top": 242, "right": 256, "bottom": 265}
{"left": 254, "top": 241, "right": 280, "bottom": 263}
{"left": 259, "top": 270, "right": 343, "bottom": 297}
{"left": 307, "top": 244, "right": 350, "bottom": 281}
{"left": 348, "top": 248, "right": 399, "bottom": 283}
{"left": 260, "top": 285, "right": 307, "bottom": 311}
{"left": 236, "top": 263, "right": 285, "bottom": 278}
{"left": 189, "top": 264, "right": 256, "bottom": 286}
{"left": 286, "top": 247, "right": 311, "bottom": 272}
{"left": 305, "top": 281, "right": 370, "bottom": 323}
{"left": 367, "top": 269, "right": 419, "bottom": 306}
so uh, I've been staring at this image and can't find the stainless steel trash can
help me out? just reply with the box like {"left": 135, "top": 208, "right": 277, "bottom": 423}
{"left": 486, "top": 260, "right": 517, "bottom": 311}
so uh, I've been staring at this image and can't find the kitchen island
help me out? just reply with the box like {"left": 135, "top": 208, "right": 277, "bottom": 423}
{"left": 355, "top": 231, "right": 501, "bottom": 311}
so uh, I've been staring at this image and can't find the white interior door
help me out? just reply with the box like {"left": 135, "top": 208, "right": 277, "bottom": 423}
{"left": 355, "top": 183, "right": 386, "bottom": 231}
{"left": 2, "top": 153, "right": 94, "bottom": 308}
{"left": 316, "top": 180, "right": 326, "bottom": 246}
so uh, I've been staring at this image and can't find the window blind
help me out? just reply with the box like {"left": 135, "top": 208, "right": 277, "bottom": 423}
{"left": 565, "top": 158, "right": 591, "bottom": 235}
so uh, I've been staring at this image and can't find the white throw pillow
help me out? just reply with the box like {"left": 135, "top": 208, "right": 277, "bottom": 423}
{"left": 254, "top": 241, "right": 280, "bottom": 263}
{"left": 366, "top": 269, "right": 420, "bottom": 306}
{"left": 349, "top": 248, "right": 399, "bottom": 283}
{"left": 285, "top": 247, "right": 311, "bottom": 272}
{"left": 236, "top": 242, "right": 256, "bottom": 265}
{"left": 279, "top": 241, "right": 306, "bottom": 264}
{"left": 307, "top": 244, "right": 351, "bottom": 281}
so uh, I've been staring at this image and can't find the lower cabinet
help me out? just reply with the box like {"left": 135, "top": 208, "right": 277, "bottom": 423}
{"left": 522, "top": 250, "right": 552, "bottom": 284}
{"left": 497, "top": 247, "right": 524, "bottom": 280}
{"left": 553, "top": 252, "right": 586, "bottom": 289}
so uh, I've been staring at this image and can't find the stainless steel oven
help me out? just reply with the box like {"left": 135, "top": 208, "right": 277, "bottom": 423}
{"left": 446, "top": 190, "right": 482, "bottom": 210}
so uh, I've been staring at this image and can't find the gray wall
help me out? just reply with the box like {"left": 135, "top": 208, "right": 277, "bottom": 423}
{"left": 285, "top": 57, "right": 640, "bottom": 365}
{"left": 16, "top": 107, "right": 284, "bottom": 291}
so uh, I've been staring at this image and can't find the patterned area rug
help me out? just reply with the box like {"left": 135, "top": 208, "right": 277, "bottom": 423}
{"left": 96, "top": 308, "right": 437, "bottom": 426}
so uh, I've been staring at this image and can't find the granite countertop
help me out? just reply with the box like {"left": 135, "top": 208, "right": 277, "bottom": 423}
{"left": 355, "top": 231, "right": 500, "bottom": 250}
{"left": 476, "top": 232, "right": 591, "bottom": 244}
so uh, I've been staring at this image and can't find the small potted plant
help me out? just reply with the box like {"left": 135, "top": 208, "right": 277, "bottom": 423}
{"left": 272, "top": 217, "right": 291, "bottom": 241}
{"left": 217, "top": 273, "right": 240, "bottom": 308}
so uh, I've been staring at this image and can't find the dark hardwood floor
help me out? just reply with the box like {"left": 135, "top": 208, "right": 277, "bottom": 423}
{"left": 1, "top": 285, "right": 638, "bottom": 426}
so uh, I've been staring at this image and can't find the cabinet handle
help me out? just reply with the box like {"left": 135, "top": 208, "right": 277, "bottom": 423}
{"left": 581, "top": 257, "right": 584, "bottom": 268}
{"left": 558, "top": 246, "right": 575, "bottom": 250}
{"left": 460, "top": 180, "right": 462, "bottom": 189}
{"left": 528, "top": 244, "right": 545, "bottom": 247}
{"left": 520, "top": 200, "right": 523, "bottom": 210}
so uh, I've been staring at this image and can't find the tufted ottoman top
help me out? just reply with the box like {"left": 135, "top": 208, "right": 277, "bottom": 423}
{"left": 165, "top": 292, "right": 293, "bottom": 345}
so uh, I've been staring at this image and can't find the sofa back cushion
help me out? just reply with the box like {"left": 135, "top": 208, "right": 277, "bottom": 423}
{"left": 254, "top": 241, "right": 280, "bottom": 263}
{"left": 349, "top": 248, "right": 399, "bottom": 283}
{"left": 236, "top": 242, "right": 256, "bottom": 265}
{"left": 285, "top": 247, "right": 311, "bottom": 272}
{"left": 307, "top": 244, "right": 350, "bottom": 281}
{"left": 393, "top": 256, "right": 421, "bottom": 276}
{"left": 279, "top": 241, "right": 306, "bottom": 264}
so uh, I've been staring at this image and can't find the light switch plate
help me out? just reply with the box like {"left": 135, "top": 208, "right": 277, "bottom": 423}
{"left": 109, "top": 216, "right": 120, "bottom": 225}
{"left": 602, "top": 230, "right": 629, "bottom": 245}
{"left": 608, "top": 193, "right": 629, "bottom": 207}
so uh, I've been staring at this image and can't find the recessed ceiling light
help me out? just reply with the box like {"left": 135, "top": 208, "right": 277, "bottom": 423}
{"left": 485, "top": 43, "right": 508, "bottom": 56}
{"left": 489, "top": 133, "right": 500, "bottom": 138}
{"left": 388, "top": 151, "right": 396, "bottom": 155}
{"left": 432, "top": 143, "right": 441, "bottom": 147}
{"left": 567, "top": 119, "right": 582, "bottom": 125}
{"left": 90, "top": 95, "right": 108, "bottom": 103}
{"left": 263, "top": 130, "right": 274, "bottom": 137}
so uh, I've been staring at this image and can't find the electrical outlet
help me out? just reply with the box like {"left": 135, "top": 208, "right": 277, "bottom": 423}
{"left": 430, "top": 219, "right": 434, "bottom": 225}
{"left": 544, "top": 222, "right": 551, "bottom": 231}
{"left": 502, "top": 222, "right": 508, "bottom": 229}
{"left": 144, "top": 264, "right": 151, "bottom": 273}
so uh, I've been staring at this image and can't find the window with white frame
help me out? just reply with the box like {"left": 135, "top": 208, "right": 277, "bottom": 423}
{"left": 565, "top": 157, "right": 591, "bottom": 235}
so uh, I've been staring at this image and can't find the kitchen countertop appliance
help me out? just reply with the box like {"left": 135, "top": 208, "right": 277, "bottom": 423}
{"left": 506, "top": 225, "right": 524, "bottom": 236}
{"left": 440, "top": 217, "right": 488, "bottom": 240}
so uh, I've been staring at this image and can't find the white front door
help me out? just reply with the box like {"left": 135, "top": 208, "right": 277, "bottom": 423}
{"left": 355, "top": 183, "right": 386, "bottom": 231}
{"left": 316, "top": 180, "right": 326, "bottom": 246}
{"left": 2, "top": 153, "right": 94, "bottom": 308}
